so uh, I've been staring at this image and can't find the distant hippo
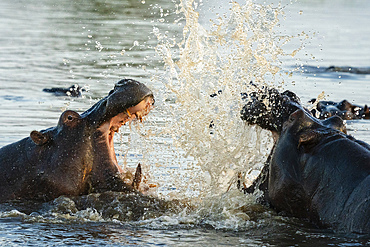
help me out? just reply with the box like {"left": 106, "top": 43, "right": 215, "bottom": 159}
{"left": 309, "top": 99, "right": 370, "bottom": 120}
{"left": 241, "top": 89, "right": 370, "bottom": 234}
{"left": 0, "top": 79, "right": 154, "bottom": 202}
{"left": 43, "top": 84, "right": 86, "bottom": 97}
{"left": 326, "top": 66, "right": 370, "bottom": 74}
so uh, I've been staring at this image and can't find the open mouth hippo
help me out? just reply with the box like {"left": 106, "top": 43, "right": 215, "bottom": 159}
{"left": 0, "top": 79, "right": 154, "bottom": 202}
{"left": 43, "top": 84, "right": 86, "bottom": 97}
{"left": 241, "top": 88, "right": 370, "bottom": 234}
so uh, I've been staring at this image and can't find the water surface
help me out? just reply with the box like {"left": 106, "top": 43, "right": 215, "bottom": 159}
{"left": 0, "top": 0, "right": 369, "bottom": 246}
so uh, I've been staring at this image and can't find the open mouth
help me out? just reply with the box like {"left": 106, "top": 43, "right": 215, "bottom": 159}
{"left": 93, "top": 113, "right": 128, "bottom": 174}
{"left": 98, "top": 96, "right": 154, "bottom": 173}
{"left": 108, "top": 127, "right": 120, "bottom": 171}
{"left": 105, "top": 115, "right": 127, "bottom": 172}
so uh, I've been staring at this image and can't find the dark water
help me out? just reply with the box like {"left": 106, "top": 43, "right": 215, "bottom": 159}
{"left": 0, "top": 0, "right": 369, "bottom": 246}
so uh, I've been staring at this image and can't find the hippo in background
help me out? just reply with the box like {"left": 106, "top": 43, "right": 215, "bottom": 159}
{"left": 0, "top": 79, "right": 154, "bottom": 202}
{"left": 43, "top": 84, "right": 86, "bottom": 97}
{"left": 240, "top": 88, "right": 370, "bottom": 234}
{"left": 326, "top": 66, "right": 370, "bottom": 74}
{"left": 309, "top": 99, "right": 370, "bottom": 120}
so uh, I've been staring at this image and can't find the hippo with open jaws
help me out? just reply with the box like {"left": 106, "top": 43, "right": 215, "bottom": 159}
{"left": 0, "top": 79, "right": 154, "bottom": 202}
{"left": 310, "top": 99, "right": 370, "bottom": 120}
{"left": 241, "top": 88, "right": 370, "bottom": 234}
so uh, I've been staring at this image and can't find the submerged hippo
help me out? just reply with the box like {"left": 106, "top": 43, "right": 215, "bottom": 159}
{"left": 0, "top": 79, "right": 154, "bottom": 202}
{"left": 309, "top": 99, "right": 370, "bottom": 120}
{"left": 43, "top": 84, "right": 86, "bottom": 97}
{"left": 241, "top": 89, "right": 370, "bottom": 234}
{"left": 326, "top": 66, "right": 370, "bottom": 74}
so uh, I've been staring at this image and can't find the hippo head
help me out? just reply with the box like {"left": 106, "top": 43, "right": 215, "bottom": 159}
{"left": 26, "top": 79, "right": 154, "bottom": 197}
{"left": 241, "top": 88, "right": 347, "bottom": 137}
{"left": 240, "top": 88, "right": 302, "bottom": 134}
{"left": 315, "top": 100, "right": 370, "bottom": 120}
{"left": 281, "top": 109, "right": 342, "bottom": 151}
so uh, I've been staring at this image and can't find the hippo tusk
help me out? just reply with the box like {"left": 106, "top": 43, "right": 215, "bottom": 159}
{"left": 132, "top": 163, "right": 142, "bottom": 190}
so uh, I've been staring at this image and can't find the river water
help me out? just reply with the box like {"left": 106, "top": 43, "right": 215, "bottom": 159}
{"left": 0, "top": 0, "right": 369, "bottom": 246}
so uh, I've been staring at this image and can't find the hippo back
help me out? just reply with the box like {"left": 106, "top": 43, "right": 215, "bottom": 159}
{"left": 270, "top": 109, "right": 370, "bottom": 233}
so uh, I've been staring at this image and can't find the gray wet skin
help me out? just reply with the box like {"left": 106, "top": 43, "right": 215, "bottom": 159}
{"left": 0, "top": 79, "right": 154, "bottom": 202}
{"left": 241, "top": 89, "right": 370, "bottom": 234}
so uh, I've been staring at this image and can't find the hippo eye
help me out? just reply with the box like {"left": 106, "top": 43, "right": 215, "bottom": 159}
{"left": 67, "top": 115, "right": 73, "bottom": 121}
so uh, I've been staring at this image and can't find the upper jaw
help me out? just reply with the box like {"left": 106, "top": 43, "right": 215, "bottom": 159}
{"left": 81, "top": 79, "right": 154, "bottom": 129}
{"left": 98, "top": 102, "right": 152, "bottom": 167}
{"left": 110, "top": 112, "right": 129, "bottom": 132}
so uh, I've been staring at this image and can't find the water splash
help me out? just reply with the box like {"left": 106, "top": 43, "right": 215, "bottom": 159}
{"left": 0, "top": 1, "right": 305, "bottom": 230}
{"left": 152, "top": 0, "right": 296, "bottom": 198}
{"left": 71, "top": 0, "right": 306, "bottom": 230}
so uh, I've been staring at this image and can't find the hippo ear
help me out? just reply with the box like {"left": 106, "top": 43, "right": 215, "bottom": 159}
{"left": 58, "top": 110, "right": 82, "bottom": 127}
{"left": 364, "top": 105, "right": 369, "bottom": 113}
{"left": 363, "top": 105, "right": 370, "bottom": 119}
{"left": 30, "top": 131, "right": 51, "bottom": 146}
{"left": 298, "top": 130, "right": 321, "bottom": 152}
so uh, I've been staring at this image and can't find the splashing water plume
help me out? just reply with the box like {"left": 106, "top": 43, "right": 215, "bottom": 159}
{"left": 152, "top": 0, "right": 297, "bottom": 199}
{"left": 110, "top": 0, "right": 304, "bottom": 229}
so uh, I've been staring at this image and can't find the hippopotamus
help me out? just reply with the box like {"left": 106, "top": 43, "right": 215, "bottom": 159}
{"left": 43, "top": 84, "right": 86, "bottom": 97}
{"left": 241, "top": 89, "right": 370, "bottom": 234}
{"left": 326, "top": 66, "right": 370, "bottom": 74}
{"left": 309, "top": 99, "right": 370, "bottom": 120}
{"left": 0, "top": 79, "right": 154, "bottom": 202}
